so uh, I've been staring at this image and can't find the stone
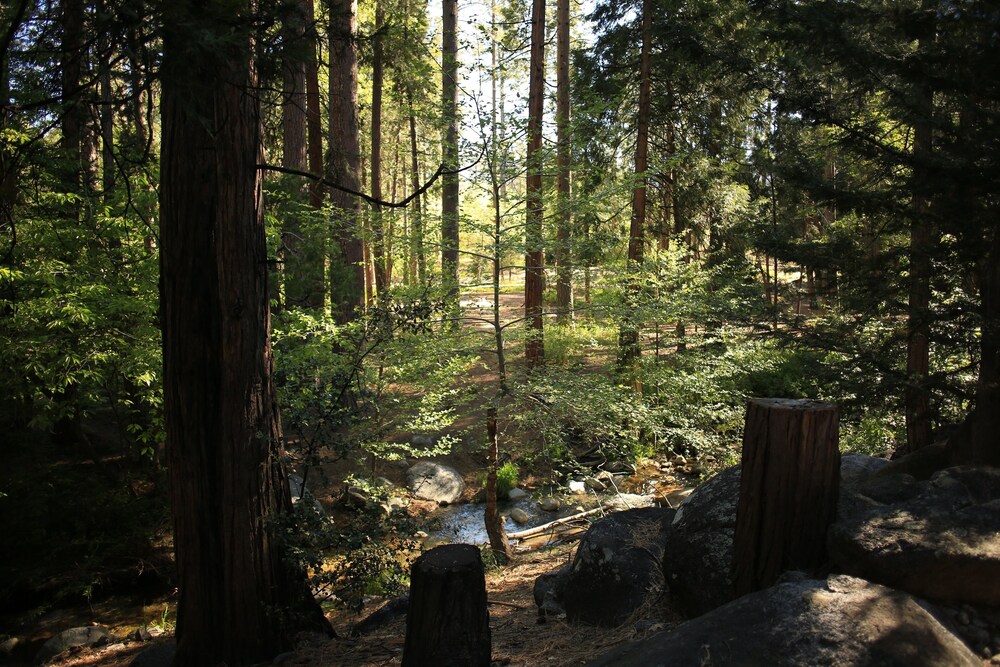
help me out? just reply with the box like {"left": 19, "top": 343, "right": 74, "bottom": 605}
{"left": 406, "top": 461, "right": 466, "bottom": 504}
{"left": 381, "top": 496, "right": 407, "bottom": 514}
{"left": 533, "top": 568, "right": 567, "bottom": 616}
{"left": 604, "top": 460, "right": 635, "bottom": 474}
{"left": 558, "top": 507, "right": 676, "bottom": 626}
{"left": 587, "top": 575, "right": 979, "bottom": 666}
{"left": 539, "top": 497, "right": 560, "bottom": 512}
{"left": 127, "top": 642, "right": 175, "bottom": 667}
{"left": 129, "top": 628, "right": 153, "bottom": 642}
{"left": 36, "top": 626, "right": 110, "bottom": 663}
{"left": 568, "top": 480, "right": 587, "bottom": 495}
{"left": 342, "top": 485, "right": 371, "bottom": 509}
{"left": 289, "top": 475, "right": 326, "bottom": 516}
{"left": 510, "top": 508, "right": 530, "bottom": 524}
{"left": 661, "top": 465, "right": 741, "bottom": 617}
{"left": 829, "top": 465, "right": 1000, "bottom": 605}
{"left": 585, "top": 477, "right": 607, "bottom": 492}
{"left": 663, "top": 453, "right": 888, "bottom": 617}
{"left": 411, "top": 434, "right": 438, "bottom": 448}
{"left": 839, "top": 453, "right": 891, "bottom": 488}
{"left": 0, "top": 637, "right": 20, "bottom": 655}
{"left": 507, "top": 488, "right": 528, "bottom": 501}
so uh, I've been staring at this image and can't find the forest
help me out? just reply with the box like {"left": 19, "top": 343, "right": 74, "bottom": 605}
{"left": 1, "top": 0, "right": 999, "bottom": 664}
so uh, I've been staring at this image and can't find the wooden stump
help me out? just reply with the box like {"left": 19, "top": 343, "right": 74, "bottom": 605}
{"left": 402, "top": 544, "right": 491, "bottom": 667}
{"left": 732, "top": 398, "right": 840, "bottom": 596}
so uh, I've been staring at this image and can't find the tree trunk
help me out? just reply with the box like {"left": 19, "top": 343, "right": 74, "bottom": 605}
{"left": 659, "top": 112, "right": 676, "bottom": 250}
{"left": 97, "top": 0, "right": 115, "bottom": 201}
{"left": 328, "top": 0, "right": 365, "bottom": 323}
{"left": 524, "top": 0, "right": 545, "bottom": 367}
{"left": 732, "top": 399, "right": 840, "bottom": 597}
{"left": 305, "top": 0, "right": 323, "bottom": 210}
{"left": 617, "top": 0, "right": 651, "bottom": 377}
{"left": 159, "top": 3, "right": 331, "bottom": 663}
{"left": 281, "top": 0, "right": 324, "bottom": 310}
{"left": 407, "top": 90, "right": 426, "bottom": 286}
{"left": 402, "top": 545, "right": 491, "bottom": 667}
{"left": 441, "top": 0, "right": 460, "bottom": 306}
{"left": 370, "top": 0, "right": 387, "bottom": 297}
{"left": 554, "top": 0, "right": 572, "bottom": 323}
{"left": 484, "top": 408, "right": 512, "bottom": 564}
{"left": 60, "top": 0, "right": 85, "bottom": 193}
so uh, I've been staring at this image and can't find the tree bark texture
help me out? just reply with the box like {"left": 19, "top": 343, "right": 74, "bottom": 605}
{"left": 328, "top": 0, "right": 365, "bottom": 322}
{"left": 304, "top": 0, "right": 324, "bottom": 209}
{"left": 402, "top": 544, "right": 492, "bottom": 667}
{"left": 554, "top": 0, "right": 572, "bottom": 323}
{"left": 732, "top": 399, "right": 840, "bottom": 597}
{"left": 524, "top": 0, "right": 545, "bottom": 367}
{"left": 370, "top": 0, "right": 387, "bottom": 296}
{"left": 281, "top": 0, "right": 325, "bottom": 310}
{"left": 160, "top": 4, "right": 330, "bottom": 663}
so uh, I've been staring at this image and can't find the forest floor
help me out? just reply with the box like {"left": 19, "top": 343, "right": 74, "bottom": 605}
{"left": 39, "top": 539, "right": 680, "bottom": 667}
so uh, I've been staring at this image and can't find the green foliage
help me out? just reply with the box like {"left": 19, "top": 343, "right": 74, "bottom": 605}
{"left": 0, "top": 159, "right": 163, "bottom": 455}
{"left": 276, "top": 483, "right": 416, "bottom": 612}
{"left": 480, "top": 461, "right": 519, "bottom": 498}
{"left": 841, "top": 409, "right": 903, "bottom": 456}
{"left": 496, "top": 461, "right": 519, "bottom": 497}
{"left": 510, "top": 368, "right": 659, "bottom": 474}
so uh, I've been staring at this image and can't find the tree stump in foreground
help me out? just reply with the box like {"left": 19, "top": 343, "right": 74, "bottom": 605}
{"left": 732, "top": 398, "right": 840, "bottom": 596}
{"left": 402, "top": 544, "right": 491, "bottom": 667}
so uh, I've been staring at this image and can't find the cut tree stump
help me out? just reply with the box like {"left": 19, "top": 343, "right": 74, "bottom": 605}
{"left": 732, "top": 398, "right": 840, "bottom": 596}
{"left": 402, "top": 544, "right": 491, "bottom": 667}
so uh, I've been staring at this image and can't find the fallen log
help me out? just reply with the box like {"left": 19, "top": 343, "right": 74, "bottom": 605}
{"left": 508, "top": 506, "right": 606, "bottom": 540}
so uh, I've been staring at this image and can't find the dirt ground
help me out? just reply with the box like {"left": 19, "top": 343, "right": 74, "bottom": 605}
{"left": 43, "top": 540, "right": 679, "bottom": 667}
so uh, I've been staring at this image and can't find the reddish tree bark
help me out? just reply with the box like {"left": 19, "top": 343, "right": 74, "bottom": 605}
{"left": 554, "top": 0, "right": 572, "bottom": 323}
{"left": 281, "top": 0, "right": 325, "bottom": 310}
{"left": 524, "top": 0, "right": 545, "bottom": 367}
{"left": 733, "top": 399, "right": 840, "bottom": 596}
{"left": 328, "top": 0, "right": 365, "bottom": 322}
{"left": 370, "top": 0, "right": 387, "bottom": 296}
{"left": 159, "top": 3, "right": 330, "bottom": 663}
{"left": 304, "top": 0, "right": 323, "bottom": 210}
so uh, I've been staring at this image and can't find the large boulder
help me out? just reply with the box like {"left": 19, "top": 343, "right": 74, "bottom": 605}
{"left": 35, "top": 626, "right": 110, "bottom": 664}
{"left": 586, "top": 574, "right": 979, "bottom": 666}
{"left": 661, "top": 465, "right": 740, "bottom": 617}
{"left": 127, "top": 642, "right": 176, "bottom": 667}
{"left": 536, "top": 507, "right": 676, "bottom": 627}
{"left": 663, "top": 454, "right": 888, "bottom": 617}
{"left": 406, "top": 461, "right": 465, "bottom": 504}
{"left": 830, "top": 465, "right": 1000, "bottom": 606}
